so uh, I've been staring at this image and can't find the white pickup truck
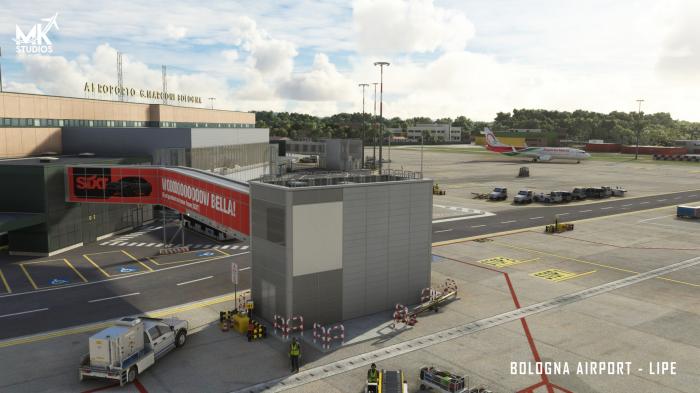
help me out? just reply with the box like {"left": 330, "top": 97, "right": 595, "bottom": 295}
{"left": 79, "top": 316, "right": 188, "bottom": 386}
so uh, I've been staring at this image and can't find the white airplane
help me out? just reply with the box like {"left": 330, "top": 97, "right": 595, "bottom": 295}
{"left": 483, "top": 128, "right": 590, "bottom": 163}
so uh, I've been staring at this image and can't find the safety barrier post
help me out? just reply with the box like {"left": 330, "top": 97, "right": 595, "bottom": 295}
{"left": 324, "top": 323, "right": 345, "bottom": 350}
{"left": 272, "top": 314, "right": 287, "bottom": 339}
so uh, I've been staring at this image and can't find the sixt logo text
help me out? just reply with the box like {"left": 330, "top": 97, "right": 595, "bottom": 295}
{"left": 76, "top": 175, "right": 108, "bottom": 190}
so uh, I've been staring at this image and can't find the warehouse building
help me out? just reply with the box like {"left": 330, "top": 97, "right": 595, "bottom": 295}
{"left": 250, "top": 170, "right": 432, "bottom": 324}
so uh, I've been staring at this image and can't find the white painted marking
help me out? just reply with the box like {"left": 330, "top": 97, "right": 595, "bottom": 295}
{"left": 622, "top": 204, "right": 633, "bottom": 207}
{"left": 579, "top": 209, "right": 592, "bottom": 213}
{"left": 221, "top": 245, "right": 230, "bottom": 249}
{"left": 471, "top": 224, "right": 486, "bottom": 228}
{"left": 657, "top": 199, "right": 667, "bottom": 202}
{"left": 529, "top": 216, "right": 544, "bottom": 220}
{"left": 193, "top": 244, "right": 203, "bottom": 249}
{"left": 500, "top": 220, "right": 516, "bottom": 224}
{"left": 146, "top": 243, "right": 156, "bottom": 247}
{"left": 231, "top": 245, "right": 240, "bottom": 250}
{"left": 118, "top": 242, "right": 128, "bottom": 246}
{"left": 155, "top": 243, "right": 163, "bottom": 248}
{"left": 638, "top": 215, "right": 673, "bottom": 223}
{"left": 177, "top": 276, "right": 213, "bottom": 286}
{"left": 126, "top": 242, "right": 137, "bottom": 246}
{"left": 673, "top": 197, "right": 681, "bottom": 200}
{"left": 558, "top": 213, "right": 569, "bottom": 216}
{"left": 186, "top": 244, "right": 193, "bottom": 248}
{"left": 434, "top": 229, "right": 453, "bottom": 233}
{"left": 239, "top": 267, "right": 251, "bottom": 271}
{"left": 99, "top": 242, "right": 109, "bottom": 246}
{"left": 213, "top": 245, "right": 221, "bottom": 249}
{"left": 240, "top": 246, "right": 249, "bottom": 250}
{"left": 640, "top": 201, "right": 649, "bottom": 204}
{"left": 136, "top": 243, "right": 146, "bottom": 247}
{"left": 88, "top": 292, "right": 140, "bottom": 303}
{"left": 0, "top": 307, "right": 49, "bottom": 319}
{"left": 689, "top": 194, "right": 697, "bottom": 197}
{"left": 600, "top": 207, "right": 613, "bottom": 210}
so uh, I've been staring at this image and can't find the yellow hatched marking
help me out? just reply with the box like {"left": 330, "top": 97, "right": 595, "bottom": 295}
{"left": 478, "top": 256, "right": 540, "bottom": 268}
{"left": 531, "top": 268, "right": 596, "bottom": 282}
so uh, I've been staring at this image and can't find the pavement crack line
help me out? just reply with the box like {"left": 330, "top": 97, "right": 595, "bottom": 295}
{"left": 231, "top": 256, "right": 700, "bottom": 393}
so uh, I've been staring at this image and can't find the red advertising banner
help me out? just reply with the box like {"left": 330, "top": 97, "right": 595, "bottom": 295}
{"left": 66, "top": 166, "right": 250, "bottom": 236}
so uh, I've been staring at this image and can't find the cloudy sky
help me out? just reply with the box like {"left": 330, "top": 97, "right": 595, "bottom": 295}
{"left": 1, "top": 0, "right": 698, "bottom": 121}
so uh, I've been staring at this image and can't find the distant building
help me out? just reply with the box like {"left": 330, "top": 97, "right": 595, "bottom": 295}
{"left": 387, "top": 123, "right": 462, "bottom": 143}
{"left": 675, "top": 140, "right": 700, "bottom": 154}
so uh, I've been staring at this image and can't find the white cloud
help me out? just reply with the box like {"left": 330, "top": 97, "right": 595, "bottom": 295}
{"left": 353, "top": 0, "right": 475, "bottom": 55}
{"left": 277, "top": 54, "right": 354, "bottom": 101}
{"left": 656, "top": 1, "right": 700, "bottom": 84}
{"left": 3, "top": 0, "right": 700, "bottom": 121}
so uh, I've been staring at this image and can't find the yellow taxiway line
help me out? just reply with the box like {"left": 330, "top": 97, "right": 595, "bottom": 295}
{"left": 64, "top": 258, "right": 88, "bottom": 283}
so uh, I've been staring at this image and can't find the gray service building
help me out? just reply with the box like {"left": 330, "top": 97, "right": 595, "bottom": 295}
{"left": 250, "top": 171, "right": 432, "bottom": 324}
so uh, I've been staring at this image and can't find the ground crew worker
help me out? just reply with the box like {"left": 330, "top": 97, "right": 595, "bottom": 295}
{"left": 289, "top": 337, "right": 301, "bottom": 373}
{"left": 367, "top": 363, "right": 379, "bottom": 391}
{"left": 247, "top": 320, "right": 255, "bottom": 341}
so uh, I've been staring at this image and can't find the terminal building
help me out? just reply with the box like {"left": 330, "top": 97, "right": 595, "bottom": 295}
{"left": 0, "top": 91, "right": 271, "bottom": 255}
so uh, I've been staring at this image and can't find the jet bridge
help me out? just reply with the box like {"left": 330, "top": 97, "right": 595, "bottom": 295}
{"left": 66, "top": 165, "right": 249, "bottom": 240}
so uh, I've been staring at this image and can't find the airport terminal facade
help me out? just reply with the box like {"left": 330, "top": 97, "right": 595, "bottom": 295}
{"left": 0, "top": 91, "right": 270, "bottom": 255}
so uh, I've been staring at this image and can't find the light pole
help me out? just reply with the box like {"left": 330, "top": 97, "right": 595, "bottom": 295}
{"left": 358, "top": 83, "right": 369, "bottom": 168}
{"left": 372, "top": 82, "right": 378, "bottom": 167}
{"left": 635, "top": 99, "right": 644, "bottom": 160}
{"left": 420, "top": 134, "right": 424, "bottom": 177}
{"left": 374, "top": 61, "right": 390, "bottom": 171}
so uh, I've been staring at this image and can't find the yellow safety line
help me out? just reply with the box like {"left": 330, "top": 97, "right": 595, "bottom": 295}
{"left": 121, "top": 250, "right": 154, "bottom": 272}
{"left": 64, "top": 259, "right": 88, "bottom": 283}
{"left": 214, "top": 247, "right": 230, "bottom": 256}
{"left": 552, "top": 270, "right": 597, "bottom": 282}
{"left": 494, "top": 241, "right": 700, "bottom": 288}
{"left": 0, "top": 269, "right": 11, "bottom": 293}
{"left": 147, "top": 257, "right": 160, "bottom": 266}
{"left": 19, "top": 264, "right": 38, "bottom": 290}
{"left": 83, "top": 254, "right": 110, "bottom": 278}
{"left": 0, "top": 290, "right": 249, "bottom": 349}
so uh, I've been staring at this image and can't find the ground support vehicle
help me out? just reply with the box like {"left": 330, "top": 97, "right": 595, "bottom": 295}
{"left": 610, "top": 186, "right": 627, "bottom": 196}
{"left": 366, "top": 370, "right": 408, "bottom": 393}
{"left": 545, "top": 222, "right": 574, "bottom": 233}
{"left": 571, "top": 187, "right": 587, "bottom": 200}
{"left": 419, "top": 366, "right": 466, "bottom": 392}
{"left": 677, "top": 205, "right": 700, "bottom": 218}
{"left": 513, "top": 190, "right": 533, "bottom": 204}
{"left": 488, "top": 187, "right": 507, "bottom": 201}
{"left": 79, "top": 317, "right": 188, "bottom": 386}
{"left": 433, "top": 183, "right": 446, "bottom": 195}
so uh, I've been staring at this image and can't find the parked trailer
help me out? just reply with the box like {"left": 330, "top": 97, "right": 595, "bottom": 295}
{"left": 677, "top": 205, "right": 700, "bottom": 219}
{"left": 419, "top": 366, "right": 467, "bottom": 392}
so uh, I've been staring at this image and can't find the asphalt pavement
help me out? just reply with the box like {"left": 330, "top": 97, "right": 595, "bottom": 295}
{"left": 432, "top": 189, "right": 700, "bottom": 242}
{"left": 0, "top": 189, "right": 697, "bottom": 341}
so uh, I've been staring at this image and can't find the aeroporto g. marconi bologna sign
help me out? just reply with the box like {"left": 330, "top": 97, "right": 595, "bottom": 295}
{"left": 66, "top": 166, "right": 249, "bottom": 237}
{"left": 83, "top": 82, "right": 203, "bottom": 104}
